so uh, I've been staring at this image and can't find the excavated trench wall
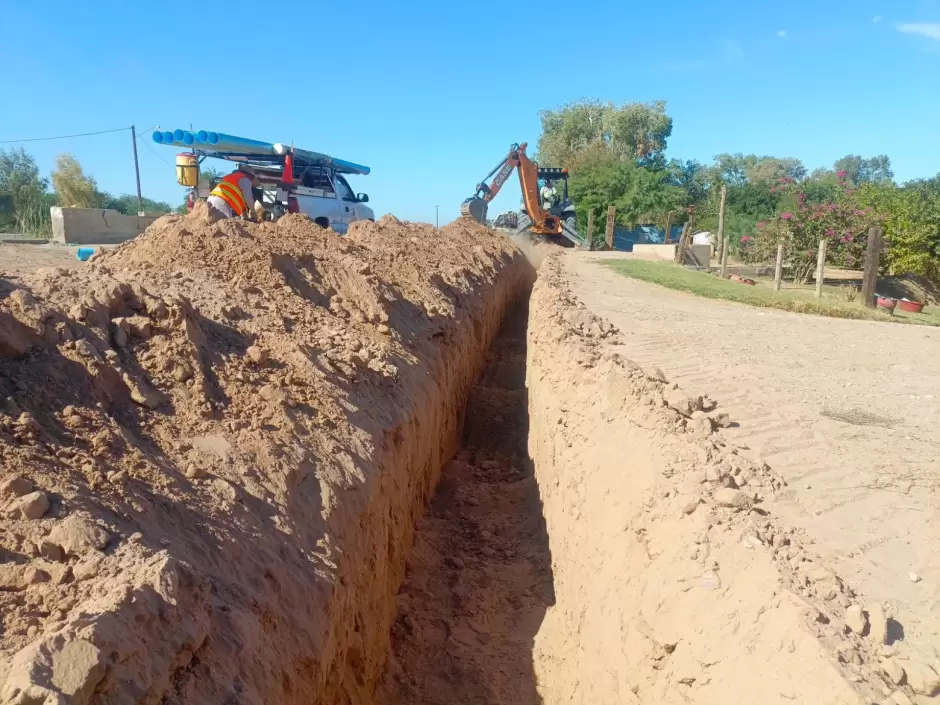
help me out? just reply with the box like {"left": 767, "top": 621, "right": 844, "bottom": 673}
{"left": 0, "top": 212, "right": 531, "bottom": 704}
{"left": 524, "top": 254, "right": 894, "bottom": 705}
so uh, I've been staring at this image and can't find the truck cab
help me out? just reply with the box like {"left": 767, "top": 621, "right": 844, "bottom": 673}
{"left": 189, "top": 166, "right": 374, "bottom": 233}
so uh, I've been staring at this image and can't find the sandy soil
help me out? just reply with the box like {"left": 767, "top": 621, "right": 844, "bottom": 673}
{"left": 565, "top": 253, "right": 940, "bottom": 673}
{"left": 0, "top": 208, "right": 530, "bottom": 704}
{"left": 0, "top": 244, "right": 104, "bottom": 276}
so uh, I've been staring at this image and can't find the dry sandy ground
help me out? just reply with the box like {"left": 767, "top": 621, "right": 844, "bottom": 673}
{"left": 0, "top": 243, "right": 102, "bottom": 276}
{"left": 565, "top": 253, "right": 940, "bottom": 667}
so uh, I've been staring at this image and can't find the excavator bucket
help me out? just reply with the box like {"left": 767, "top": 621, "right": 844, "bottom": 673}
{"left": 460, "top": 198, "right": 488, "bottom": 225}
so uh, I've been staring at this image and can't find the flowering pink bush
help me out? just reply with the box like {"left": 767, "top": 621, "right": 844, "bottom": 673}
{"left": 744, "top": 174, "right": 884, "bottom": 282}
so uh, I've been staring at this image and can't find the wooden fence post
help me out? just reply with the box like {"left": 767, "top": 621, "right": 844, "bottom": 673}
{"left": 605, "top": 205, "right": 616, "bottom": 250}
{"left": 586, "top": 210, "right": 595, "bottom": 251}
{"left": 673, "top": 223, "right": 688, "bottom": 263}
{"left": 719, "top": 237, "right": 730, "bottom": 278}
{"left": 675, "top": 209, "right": 695, "bottom": 264}
{"left": 773, "top": 242, "right": 784, "bottom": 292}
{"left": 861, "top": 226, "right": 884, "bottom": 308}
{"left": 814, "top": 239, "right": 827, "bottom": 299}
{"left": 663, "top": 211, "right": 672, "bottom": 244}
{"left": 716, "top": 185, "right": 727, "bottom": 264}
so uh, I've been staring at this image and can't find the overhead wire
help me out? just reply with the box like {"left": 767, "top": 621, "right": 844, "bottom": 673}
{"left": 0, "top": 126, "right": 130, "bottom": 144}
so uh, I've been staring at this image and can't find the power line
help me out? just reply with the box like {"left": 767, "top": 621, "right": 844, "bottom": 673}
{"left": 139, "top": 134, "right": 174, "bottom": 167}
{"left": 0, "top": 126, "right": 130, "bottom": 145}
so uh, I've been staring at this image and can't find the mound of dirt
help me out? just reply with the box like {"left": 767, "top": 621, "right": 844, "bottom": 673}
{"left": 0, "top": 207, "right": 531, "bottom": 704}
{"left": 525, "top": 254, "right": 928, "bottom": 705}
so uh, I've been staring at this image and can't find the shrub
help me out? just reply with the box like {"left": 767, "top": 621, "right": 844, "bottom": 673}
{"left": 746, "top": 174, "right": 884, "bottom": 282}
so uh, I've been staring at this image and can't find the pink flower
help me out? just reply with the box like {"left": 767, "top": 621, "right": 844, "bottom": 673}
{"left": 781, "top": 212, "right": 794, "bottom": 221}
{"left": 757, "top": 221, "right": 766, "bottom": 230}
{"left": 837, "top": 170, "right": 847, "bottom": 178}
{"left": 770, "top": 187, "right": 777, "bottom": 193}
{"left": 825, "top": 228, "right": 836, "bottom": 237}
{"left": 741, "top": 235, "right": 752, "bottom": 243}
{"left": 855, "top": 210, "right": 865, "bottom": 216}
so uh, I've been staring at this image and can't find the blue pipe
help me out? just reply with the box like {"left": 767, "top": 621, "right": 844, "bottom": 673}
{"left": 152, "top": 128, "right": 370, "bottom": 174}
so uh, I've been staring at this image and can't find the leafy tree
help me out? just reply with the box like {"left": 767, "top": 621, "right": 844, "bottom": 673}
{"left": 96, "top": 192, "right": 173, "bottom": 215}
{"left": 709, "top": 153, "right": 759, "bottom": 186}
{"left": 754, "top": 174, "right": 882, "bottom": 282}
{"left": 537, "top": 99, "right": 673, "bottom": 167}
{"left": 50, "top": 153, "right": 98, "bottom": 207}
{"left": 569, "top": 159, "right": 684, "bottom": 242}
{"left": 856, "top": 179, "right": 940, "bottom": 283}
{"left": 0, "top": 147, "right": 50, "bottom": 235}
{"left": 666, "top": 159, "right": 711, "bottom": 206}
{"left": 833, "top": 155, "right": 893, "bottom": 185}
{"left": 746, "top": 157, "right": 807, "bottom": 185}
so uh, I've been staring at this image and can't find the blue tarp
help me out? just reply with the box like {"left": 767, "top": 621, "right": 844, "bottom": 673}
{"left": 611, "top": 225, "right": 683, "bottom": 252}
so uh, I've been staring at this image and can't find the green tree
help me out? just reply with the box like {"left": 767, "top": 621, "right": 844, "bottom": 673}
{"left": 537, "top": 99, "right": 673, "bottom": 167}
{"left": 745, "top": 157, "right": 807, "bottom": 185}
{"left": 96, "top": 192, "right": 173, "bottom": 215}
{"left": 857, "top": 179, "right": 940, "bottom": 283}
{"left": 51, "top": 153, "right": 98, "bottom": 207}
{"left": 569, "top": 160, "right": 684, "bottom": 243}
{"left": 833, "top": 155, "right": 894, "bottom": 185}
{"left": 709, "top": 153, "right": 759, "bottom": 186}
{"left": 666, "top": 159, "right": 711, "bottom": 206}
{"left": 0, "top": 147, "right": 50, "bottom": 235}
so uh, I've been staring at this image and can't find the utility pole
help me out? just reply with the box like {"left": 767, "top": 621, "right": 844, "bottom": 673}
{"left": 716, "top": 185, "right": 727, "bottom": 264}
{"left": 435, "top": 205, "right": 440, "bottom": 229}
{"left": 131, "top": 125, "right": 143, "bottom": 216}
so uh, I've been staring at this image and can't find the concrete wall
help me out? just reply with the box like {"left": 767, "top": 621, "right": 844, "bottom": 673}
{"left": 51, "top": 207, "right": 162, "bottom": 245}
{"left": 632, "top": 244, "right": 677, "bottom": 260}
{"left": 629, "top": 243, "right": 712, "bottom": 266}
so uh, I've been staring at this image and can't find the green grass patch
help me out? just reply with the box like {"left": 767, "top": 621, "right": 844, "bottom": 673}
{"left": 601, "top": 259, "right": 940, "bottom": 326}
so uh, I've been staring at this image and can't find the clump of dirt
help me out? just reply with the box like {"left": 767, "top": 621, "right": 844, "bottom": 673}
{"left": 0, "top": 206, "right": 531, "bottom": 704}
{"left": 524, "top": 253, "right": 927, "bottom": 705}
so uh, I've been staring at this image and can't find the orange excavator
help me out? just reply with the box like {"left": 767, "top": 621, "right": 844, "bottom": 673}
{"left": 461, "top": 142, "right": 581, "bottom": 245}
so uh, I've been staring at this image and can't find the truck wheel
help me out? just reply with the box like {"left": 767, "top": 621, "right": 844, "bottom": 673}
{"left": 314, "top": 217, "right": 329, "bottom": 229}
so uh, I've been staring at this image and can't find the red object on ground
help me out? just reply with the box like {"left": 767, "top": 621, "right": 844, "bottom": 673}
{"left": 877, "top": 297, "right": 897, "bottom": 310}
{"left": 282, "top": 153, "right": 294, "bottom": 184}
{"left": 729, "top": 274, "right": 757, "bottom": 286}
{"left": 898, "top": 299, "right": 924, "bottom": 314}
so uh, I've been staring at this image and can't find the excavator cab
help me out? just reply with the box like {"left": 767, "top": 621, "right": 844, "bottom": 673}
{"left": 532, "top": 167, "right": 577, "bottom": 233}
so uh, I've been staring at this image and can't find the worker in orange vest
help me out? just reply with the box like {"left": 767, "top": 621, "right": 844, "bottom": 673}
{"left": 207, "top": 170, "right": 265, "bottom": 220}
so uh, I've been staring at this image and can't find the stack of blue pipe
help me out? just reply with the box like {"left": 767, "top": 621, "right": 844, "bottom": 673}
{"left": 152, "top": 128, "right": 370, "bottom": 175}
{"left": 153, "top": 129, "right": 274, "bottom": 154}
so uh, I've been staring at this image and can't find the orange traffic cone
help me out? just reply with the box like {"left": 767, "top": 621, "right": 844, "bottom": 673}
{"left": 282, "top": 152, "right": 294, "bottom": 184}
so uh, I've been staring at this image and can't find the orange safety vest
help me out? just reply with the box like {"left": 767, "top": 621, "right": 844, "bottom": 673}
{"left": 210, "top": 172, "right": 249, "bottom": 215}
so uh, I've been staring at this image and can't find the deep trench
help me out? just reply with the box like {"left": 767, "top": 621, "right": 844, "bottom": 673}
{"left": 375, "top": 295, "right": 555, "bottom": 704}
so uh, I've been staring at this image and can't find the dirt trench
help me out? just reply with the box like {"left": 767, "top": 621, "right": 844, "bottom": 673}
{"left": 374, "top": 251, "right": 909, "bottom": 705}
{"left": 376, "top": 297, "right": 555, "bottom": 704}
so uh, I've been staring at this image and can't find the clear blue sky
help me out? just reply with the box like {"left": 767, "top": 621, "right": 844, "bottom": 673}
{"left": 3, "top": 0, "right": 940, "bottom": 225}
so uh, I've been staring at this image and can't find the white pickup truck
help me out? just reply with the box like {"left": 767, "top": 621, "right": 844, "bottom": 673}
{"left": 187, "top": 166, "right": 374, "bottom": 233}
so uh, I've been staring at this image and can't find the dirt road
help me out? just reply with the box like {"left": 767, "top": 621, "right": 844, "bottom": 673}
{"left": 565, "top": 254, "right": 940, "bottom": 664}
{"left": 0, "top": 243, "right": 95, "bottom": 275}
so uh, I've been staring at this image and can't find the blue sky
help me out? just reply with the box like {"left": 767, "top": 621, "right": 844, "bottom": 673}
{"left": 3, "top": 0, "right": 940, "bottom": 225}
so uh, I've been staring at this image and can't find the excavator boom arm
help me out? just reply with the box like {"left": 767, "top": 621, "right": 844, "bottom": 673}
{"left": 462, "top": 142, "right": 574, "bottom": 243}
